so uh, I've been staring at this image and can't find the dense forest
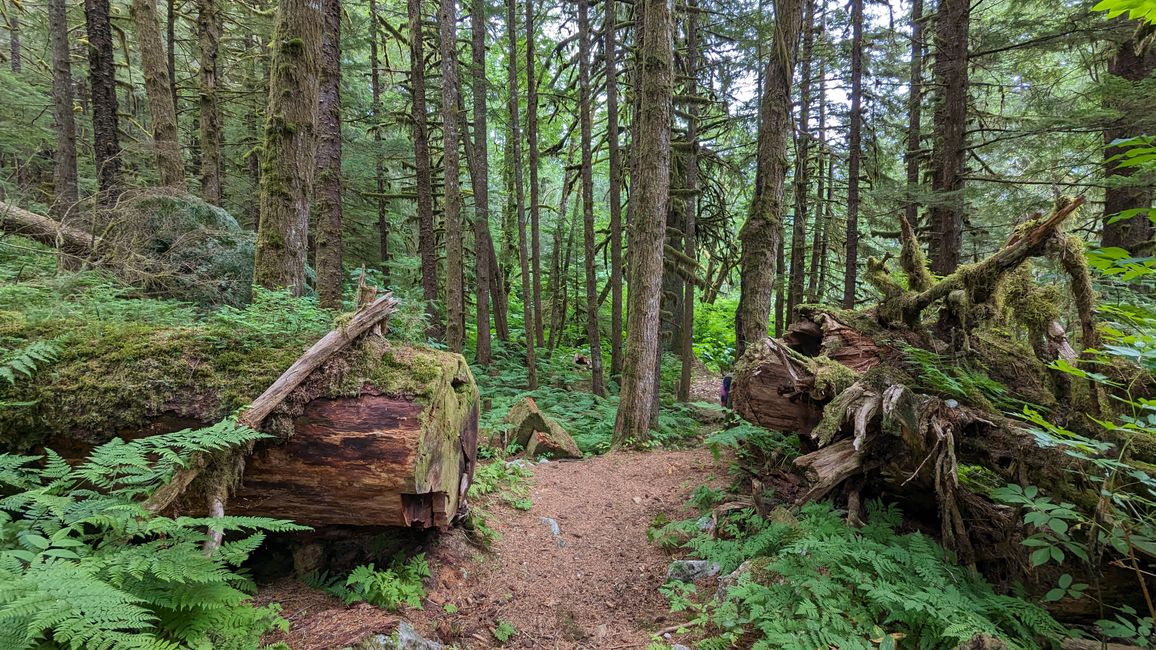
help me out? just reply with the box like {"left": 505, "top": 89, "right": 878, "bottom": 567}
{"left": 1, "top": 0, "right": 1155, "bottom": 646}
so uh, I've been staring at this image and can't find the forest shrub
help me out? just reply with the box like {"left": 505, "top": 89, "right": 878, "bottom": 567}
{"left": 303, "top": 554, "right": 430, "bottom": 611}
{"left": 653, "top": 500, "right": 1068, "bottom": 649}
{"left": 0, "top": 420, "right": 306, "bottom": 649}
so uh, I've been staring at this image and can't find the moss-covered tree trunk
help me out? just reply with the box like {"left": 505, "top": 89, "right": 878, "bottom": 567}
{"left": 254, "top": 0, "right": 322, "bottom": 296}
{"left": 196, "top": 0, "right": 223, "bottom": 204}
{"left": 131, "top": 0, "right": 185, "bottom": 188}
{"left": 439, "top": 0, "right": 465, "bottom": 353}
{"left": 315, "top": 0, "right": 343, "bottom": 310}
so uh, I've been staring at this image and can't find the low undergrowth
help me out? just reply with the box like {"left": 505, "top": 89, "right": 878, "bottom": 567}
{"left": 302, "top": 554, "right": 430, "bottom": 611}
{"left": 652, "top": 499, "right": 1067, "bottom": 649}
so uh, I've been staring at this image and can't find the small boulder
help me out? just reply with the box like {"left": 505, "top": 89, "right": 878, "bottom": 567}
{"left": 666, "top": 559, "right": 721, "bottom": 583}
{"left": 350, "top": 621, "right": 444, "bottom": 650}
{"left": 504, "top": 397, "right": 582, "bottom": 459}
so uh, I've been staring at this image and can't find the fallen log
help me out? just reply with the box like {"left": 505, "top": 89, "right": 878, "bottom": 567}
{"left": 729, "top": 197, "right": 1156, "bottom": 616}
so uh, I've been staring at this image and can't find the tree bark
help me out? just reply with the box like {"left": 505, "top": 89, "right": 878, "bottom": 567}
{"left": 131, "top": 0, "right": 185, "bottom": 188}
{"left": 470, "top": 0, "right": 492, "bottom": 365}
{"left": 315, "top": 0, "right": 343, "bottom": 310}
{"left": 440, "top": 0, "right": 465, "bottom": 353}
{"left": 786, "top": 0, "right": 814, "bottom": 322}
{"left": 507, "top": 0, "right": 537, "bottom": 389}
{"left": 197, "top": 0, "right": 223, "bottom": 205}
{"left": 578, "top": 0, "right": 605, "bottom": 396}
{"left": 369, "top": 0, "right": 390, "bottom": 280}
{"left": 677, "top": 0, "right": 700, "bottom": 403}
{"left": 84, "top": 0, "right": 123, "bottom": 201}
{"left": 613, "top": 0, "right": 673, "bottom": 443}
{"left": 526, "top": 0, "right": 544, "bottom": 347}
{"left": 842, "top": 0, "right": 863, "bottom": 308}
{"left": 605, "top": 0, "right": 624, "bottom": 378}
{"left": 1100, "top": 20, "right": 1156, "bottom": 250}
{"left": 928, "top": 0, "right": 970, "bottom": 274}
{"left": 48, "top": 0, "right": 79, "bottom": 220}
{"left": 904, "top": 0, "right": 924, "bottom": 235}
{"left": 254, "top": 0, "right": 322, "bottom": 295}
{"left": 736, "top": 0, "right": 803, "bottom": 357}
{"left": 410, "top": 0, "right": 440, "bottom": 334}
{"left": 806, "top": 18, "right": 826, "bottom": 304}
{"left": 7, "top": 10, "right": 19, "bottom": 73}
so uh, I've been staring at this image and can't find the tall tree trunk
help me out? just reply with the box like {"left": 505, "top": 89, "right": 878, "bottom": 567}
{"left": 905, "top": 0, "right": 924, "bottom": 232}
{"left": 253, "top": 0, "right": 322, "bottom": 294}
{"left": 525, "top": 0, "right": 544, "bottom": 347}
{"left": 613, "top": 0, "right": 673, "bottom": 443}
{"left": 842, "top": 0, "right": 863, "bottom": 308}
{"left": 605, "top": 0, "right": 624, "bottom": 377}
{"left": 440, "top": 0, "right": 465, "bottom": 353}
{"left": 167, "top": 0, "right": 177, "bottom": 110}
{"left": 470, "top": 0, "right": 492, "bottom": 364}
{"left": 736, "top": 0, "right": 803, "bottom": 357}
{"left": 369, "top": 0, "right": 390, "bottom": 279}
{"left": 132, "top": 0, "right": 185, "bottom": 188}
{"left": 806, "top": 19, "right": 826, "bottom": 303}
{"left": 197, "top": 0, "right": 223, "bottom": 204}
{"left": 8, "top": 10, "right": 19, "bottom": 73}
{"left": 48, "top": 0, "right": 79, "bottom": 219}
{"left": 315, "top": 0, "right": 343, "bottom": 310}
{"left": 928, "top": 0, "right": 969, "bottom": 274}
{"left": 786, "top": 0, "right": 815, "bottom": 321}
{"left": 507, "top": 0, "right": 537, "bottom": 388}
{"left": 677, "top": 0, "right": 700, "bottom": 403}
{"left": 410, "top": 0, "right": 440, "bottom": 333}
{"left": 578, "top": 0, "right": 605, "bottom": 395}
{"left": 817, "top": 153, "right": 832, "bottom": 300}
{"left": 243, "top": 32, "right": 264, "bottom": 227}
{"left": 1101, "top": 21, "right": 1156, "bottom": 250}
{"left": 84, "top": 0, "right": 123, "bottom": 201}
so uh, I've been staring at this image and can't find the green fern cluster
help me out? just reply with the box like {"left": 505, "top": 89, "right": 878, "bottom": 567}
{"left": 0, "top": 341, "right": 57, "bottom": 386}
{"left": 303, "top": 554, "right": 430, "bottom": 611}
{"left": 899, "top": 344, "right": 1019, "bottom": 410}
{"left": 0, "top": 420, "right": 307, "bottom": 649}
{"left": 658, "top": 501, "right": 1067, "bottom": 649}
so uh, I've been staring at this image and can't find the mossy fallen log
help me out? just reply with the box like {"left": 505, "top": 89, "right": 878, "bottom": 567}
{"left": 729, "top": 198, "right": 1155, "bottom": 617}
{"left": 1, "top": 294, "right": 480, "bottom": 531}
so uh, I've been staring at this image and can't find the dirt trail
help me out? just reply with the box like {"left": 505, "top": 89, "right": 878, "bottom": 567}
{"left": 261, "top": 447, "right": 725, "bottom": 649}
{"left": 410, "top": 448, "right": 724, "bottom": 649}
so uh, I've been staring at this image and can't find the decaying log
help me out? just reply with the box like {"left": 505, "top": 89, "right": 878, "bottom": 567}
{"left": 0, "top": 200, "right": 96, "bottom": 258}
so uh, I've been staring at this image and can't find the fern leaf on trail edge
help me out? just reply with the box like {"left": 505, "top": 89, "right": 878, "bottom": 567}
{"left": 656, "top": 500, "right": 1069, "bottom": 649}
{"left": 0, "top": 420, "right": 297, "bottom": 649}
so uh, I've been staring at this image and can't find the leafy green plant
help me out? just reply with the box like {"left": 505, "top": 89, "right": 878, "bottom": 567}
{"left": 655, "top": 501, "right": 1067, "bottom": 649}
{"left": 0, "top": 341, "right": 56, "bottom": 385}
{"left": 492, "top": 619, "right": 517, "bottom": 643}
{"left": 0, "top": 420, "right": 305, "bottom": 649}
{"left": 305, "top": 553, "right": 430, "bottom": 611}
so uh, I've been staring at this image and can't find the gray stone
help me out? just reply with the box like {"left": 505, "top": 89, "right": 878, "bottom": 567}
{"left": 672, "top": 645, "right": 693, "bottom": 650}
{"left": 348, "top": 621, "right": 443, "bottom": 650}
{"left": 539, "top": 516, "right": 565, "bottom": 547}
{"left": 696, "top": 515, "right": 714, "bottom": 532}
{"left": 666, "top": 559, "right": 721, "bottom": 582}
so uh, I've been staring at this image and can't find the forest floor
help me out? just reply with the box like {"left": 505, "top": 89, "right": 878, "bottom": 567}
{"left": 262, "top": 448, "right": 727, "bottom": 649}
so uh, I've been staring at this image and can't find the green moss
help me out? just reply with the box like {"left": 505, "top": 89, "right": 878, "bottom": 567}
{"left": 811, "top": 355, "right": 860, "bottom": 400}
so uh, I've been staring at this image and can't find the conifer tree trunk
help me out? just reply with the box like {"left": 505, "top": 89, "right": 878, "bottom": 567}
{"left": 370, "top": 0, "right": 390, "bottom": 278}
{"left": 905, "top": 0, "right": 924, "bottom": 231}
{"left": 786, "top": 0, "right": 814, "bottom": 321}
{"left": 578, "top": 0, "right": 605, "bottom": 396}
{"left": 806, "top": 21, "right": 826, "bottom": 303}
{"left": 7, "top": 11, "right": 19, "bottom": 74}
{"left": 440, "top": 0, "right": 465, "bottom": 353}
{"left": 1101, "top": 21, "right": 1156, "bottom": 250}
{"left": 526, "top": 0, "right": 544, "bottom": 347}
{"left": 48, "top": 0, "right": 79, "bottom": 219}
{"left": 131, "top": 0, "right": 185, "bottom": 188}
{"left": 677, "top": 0, "right": 700, "bottom": 403}
{"left": 613, "top": 0, "right": 673, "bottom": 444}
{"left": 736, "top": 0, "right": 803, "bottom": 357}
{"left": 507, "top": 0, "right": 537, "bottom": 388}
{"left": 167, "top": 0, "right": 177, "bottom": 110}
{"left": 315, "top": 0, "right": 343, "bottom": 310}
{"left": 605, "top": 0, "right": 624, "bottom": 377}
{"left": 84, "top": 0, "right": 123, "bottom": 201}
{"left": 197, "top": 0, "right": 223, "bottom": 205}
{"left": 253, "top": 0, "right": 322, "bottom": 295}
{"left": 842, "top": 0, "right": 863, "bottom": 308}
{"left": 409, "top": 0, "right": 440, "bottom": 332}
{"left": 471, "top": 0, "right": 492, "bottom": 364}
{"left": 928, "top": 0, "right": 969, "bottom": 274}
